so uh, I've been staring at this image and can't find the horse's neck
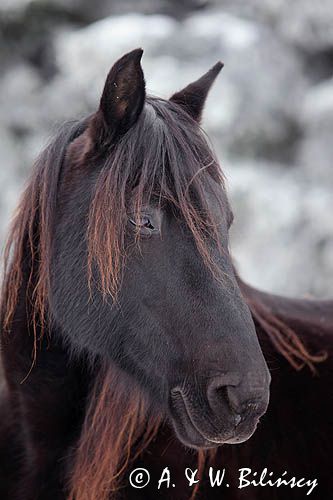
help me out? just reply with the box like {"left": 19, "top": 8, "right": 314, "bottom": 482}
{"left": 1, "top": 279, "right": 91, "bottom": 499}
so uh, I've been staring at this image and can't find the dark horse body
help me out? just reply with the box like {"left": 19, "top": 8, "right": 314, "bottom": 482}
{"left": 0, "top": 49, "right": 331, "bottom": 499}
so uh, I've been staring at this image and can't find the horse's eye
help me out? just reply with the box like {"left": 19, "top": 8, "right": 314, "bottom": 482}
{"left": 129, "top": 215, "right": 155, "bottom": 230}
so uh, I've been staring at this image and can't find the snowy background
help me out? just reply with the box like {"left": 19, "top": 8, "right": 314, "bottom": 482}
{"left": 0, "top": 0, "right": 332, "bottom": 298}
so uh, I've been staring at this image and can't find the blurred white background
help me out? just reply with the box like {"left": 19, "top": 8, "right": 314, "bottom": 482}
{"left": 0, "top": 0, "right": 332, "bottom": 297}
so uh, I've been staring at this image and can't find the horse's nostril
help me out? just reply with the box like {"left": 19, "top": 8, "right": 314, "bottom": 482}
{"left": 207, "top": 376, "right": 267, "bottom": 420}
{"left": 227, "top": 385, "right": 263, "bottom": 417}
{"left": 207, "top": 377, "right": 240, "bottom": 414}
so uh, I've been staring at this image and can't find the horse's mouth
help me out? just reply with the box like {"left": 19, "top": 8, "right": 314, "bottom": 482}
{"left": 169, "top": 389, "right": 260, "bottom": 450}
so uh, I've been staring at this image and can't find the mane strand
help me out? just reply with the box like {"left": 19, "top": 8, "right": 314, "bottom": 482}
{"left": 0, "top": 119, "right": 87, "bottom": 359}
{"left": 67, "top": 364, "right": 161, "bottom": 500}
{"left": 238, "top": 279, "right": 328, "bottom": 374}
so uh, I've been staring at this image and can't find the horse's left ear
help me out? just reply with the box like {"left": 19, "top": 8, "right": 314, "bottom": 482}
{"left": 170, "top": 61, "right": 223, "bottom": 122}
{"left": 96, "top": 48, "right": 146, "bottom": 141}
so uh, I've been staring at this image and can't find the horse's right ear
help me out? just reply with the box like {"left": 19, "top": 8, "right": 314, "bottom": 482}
{"left": 94, "top": 48, "right": 146, "bottom": 143}
{"left": 170, "top": 61, "right": 223, "bottom": 122}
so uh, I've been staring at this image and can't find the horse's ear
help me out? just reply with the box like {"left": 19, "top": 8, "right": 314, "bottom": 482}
{"left": 96, "top": 48, "right": 146, "bottom": 141}
{"left": 170, "top": 61, "right": 223, "bottom": 122}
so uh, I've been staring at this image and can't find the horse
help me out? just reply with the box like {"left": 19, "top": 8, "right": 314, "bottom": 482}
{"left": 0, "top": 48, "right": 331, "bottom": 500}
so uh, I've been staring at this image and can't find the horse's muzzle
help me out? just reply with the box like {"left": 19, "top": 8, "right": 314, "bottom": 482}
{"left": 169, "top": 373, "right": 270, "bottom": 449}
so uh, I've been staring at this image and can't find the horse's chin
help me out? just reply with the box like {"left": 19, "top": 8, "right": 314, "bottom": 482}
{"left": 170, "top": 416, "right": 259, "bottom": 450}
